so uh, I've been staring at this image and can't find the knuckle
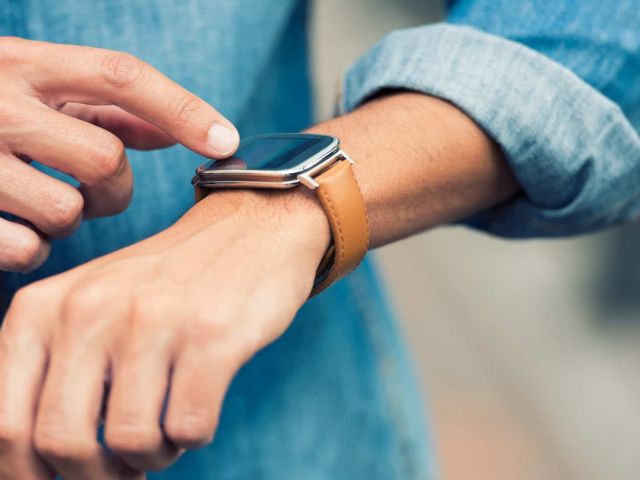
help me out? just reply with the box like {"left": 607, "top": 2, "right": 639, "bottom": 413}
{"left": 0, "top": 98, "right": 19, "bottom": 125}
{"left": 10, "top": 284, "right": 40, "bottom": 312}
{"left": 4, "top": 287, "right": 38, "bottom": 331}
{"left": 0, "top": 415, "right": 26, "bottom": 452}
{"left": 164, "top": 415, "right": 214, "bottom": 449}
{"left": 9, "top": 281, "right": 55, "bottom": 313}
{"left": 129, "top": 294, "right": 171, "bottom": 329}
{"left": 47, "top": 188, "right": 84, "bottom": 235}
{"left": 90, "top": 136, "right": 125, "bottom": 182}
{"left": 3, "top": 281, "right": 57, "bottom": 338}
{"left": 61, "top": 279, "right": 111, "bottom": 322}
{"left": 0, "top": 37, "right": 28, "bottom": 67}
{"left": 168, "top": 93, "right": 200, "bottom": 126}
{"left": 6, "top": 232, "right": 43, "bottom": 273}
{"left": 34, "top": 425, "right": 93, "bottom": 464}
{"left": 105, "top": 422, "right": 160, "bottom": 456}
{"left": 99, "top": 51, "right": 146, "bottom": 89}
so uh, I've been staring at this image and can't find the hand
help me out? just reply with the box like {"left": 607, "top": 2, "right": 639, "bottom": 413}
{"left": 0, "top": 91, "right": 518, "bottom": 479}
{"left": 0, "top": 188, "right": 330, "bottom": 479}
{"left": 0, "top": 36, "right": 239, "bottom": 272}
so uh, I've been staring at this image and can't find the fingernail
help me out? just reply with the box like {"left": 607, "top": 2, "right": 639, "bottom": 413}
{"left": 207, "top": 123, "right": 239, "bottom": 157}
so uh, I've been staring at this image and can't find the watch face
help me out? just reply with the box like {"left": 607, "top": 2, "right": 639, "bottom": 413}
{"left": 198, "top": 134, "right": 337, "bottom": 174}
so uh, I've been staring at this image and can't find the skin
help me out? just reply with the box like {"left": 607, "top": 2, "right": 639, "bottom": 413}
{"left": 0, "top": 53, "right": 520, "bottom": 479}
{"left": 0, "top": 37, "right": 239, "bottom": 273}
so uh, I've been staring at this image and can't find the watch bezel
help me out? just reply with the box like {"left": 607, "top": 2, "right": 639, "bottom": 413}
{"left": 193, "top": 133, "right": 341, "bottom": 189}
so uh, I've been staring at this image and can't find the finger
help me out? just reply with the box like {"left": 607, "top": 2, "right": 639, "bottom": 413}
{"left": 34, "top": 322, "right": 141, "bottom": 479}
{"left": 105, "top": 316, "right": 181, "bottom": 472}
{"left": 163, "top": 344, "right": 236, "bottom": 450}
{"left": 0, "top": 287, "right": 57, "bottom": 479}
{"left": 2, "top": 103, "right": 132, "bottom": 219}
{"left": 30, "top": 44, "right": 239, "bottom": 158}
{"left": 0, "top": 154, "right": 83, "bottom": 237}
{"left": 61, "top": 103, "right": 176, "bottom": 150}
{"left": 0, "top": 217, "right": 49, "bottom": 273}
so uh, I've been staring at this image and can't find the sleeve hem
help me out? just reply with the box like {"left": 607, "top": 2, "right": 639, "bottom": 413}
{"left": 341, "top": 23, "right": 640, "bottom": 237}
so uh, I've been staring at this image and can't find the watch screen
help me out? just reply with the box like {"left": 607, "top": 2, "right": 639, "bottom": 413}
{"left": 201, "top": 135, "right": 334, "bottom": 172}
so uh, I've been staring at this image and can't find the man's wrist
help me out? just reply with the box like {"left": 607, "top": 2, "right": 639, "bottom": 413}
{"left": 180, "top": 188, "right": 331, "bottom": 275}
{"left": 178, "top": 88, "right": 515, "bottom": 287}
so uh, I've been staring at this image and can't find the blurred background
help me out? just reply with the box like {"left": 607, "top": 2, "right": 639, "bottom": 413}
{"left": 311, "top": 1, "right": 640, "bottom": 479}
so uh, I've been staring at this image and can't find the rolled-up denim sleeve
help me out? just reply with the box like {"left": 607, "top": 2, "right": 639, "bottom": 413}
{"left": 341, "top": 1, "right": 640, "bottom": 238}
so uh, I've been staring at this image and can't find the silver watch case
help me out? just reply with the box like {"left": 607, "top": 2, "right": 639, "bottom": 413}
{"left": 192, "top": 133, "right": 352, "bottom": 191}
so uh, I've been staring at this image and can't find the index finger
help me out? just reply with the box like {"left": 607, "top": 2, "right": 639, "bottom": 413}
{"left": 26, "top": 41, "right": 239, "bottom": 158}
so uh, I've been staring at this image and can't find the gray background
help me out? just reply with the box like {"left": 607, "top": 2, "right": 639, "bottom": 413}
{"left": 311, "top": 1, "right": 640, "bottom": 479}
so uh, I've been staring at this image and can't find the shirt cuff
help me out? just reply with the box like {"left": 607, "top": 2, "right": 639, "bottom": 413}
{"left": 341, "top": 23, "right": 640, "bottom": 238}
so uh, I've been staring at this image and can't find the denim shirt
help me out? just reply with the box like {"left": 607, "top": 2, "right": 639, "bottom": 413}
{"left": 1, "top": 1, "right": 638, "bottom": 478}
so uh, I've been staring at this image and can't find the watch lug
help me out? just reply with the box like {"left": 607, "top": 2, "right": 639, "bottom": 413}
{"left": 298, "top": 150, "right": 352, "bottom": 190}
{"left": 341, "top": 151, "right": 355, "bottom": 164}
{"left": 298, "top": 173, "right": 320, "bottom": 190}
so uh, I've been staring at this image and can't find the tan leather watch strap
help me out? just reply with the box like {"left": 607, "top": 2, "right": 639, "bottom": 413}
{"left": 311, "top": 159, "right": 369, "bottom": 296}
{"left": 193, "top": 156, "right": 369, "bottom": 297}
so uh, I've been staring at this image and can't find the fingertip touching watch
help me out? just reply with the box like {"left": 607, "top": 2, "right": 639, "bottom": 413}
{"left": 192, "top": 133, "right": 369, "bottom": 296}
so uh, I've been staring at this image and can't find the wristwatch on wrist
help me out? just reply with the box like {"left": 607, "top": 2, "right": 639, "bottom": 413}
{"left": 192, "top": 133, "right": 369, "bottom": 296}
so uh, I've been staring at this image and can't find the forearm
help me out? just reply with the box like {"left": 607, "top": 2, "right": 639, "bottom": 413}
{"left": 179, "top": 92, "right": 519, "bottom": 254}
{"left": 308, "top": 92, "right": 519, "bottom": 248}
{"left": 179, "top": 92, "right": 518, "bottom": 252}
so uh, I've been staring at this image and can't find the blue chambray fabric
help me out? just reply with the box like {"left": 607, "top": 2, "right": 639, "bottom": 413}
{"left": 1, "top": 0, "right": 638, "bottom": 478}
{"left": 344, "top": 1, "right": 640, "bottom": 237}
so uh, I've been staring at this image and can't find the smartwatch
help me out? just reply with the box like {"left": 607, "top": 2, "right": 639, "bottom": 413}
{"left": 192, "top": 133, "right": 369, "bottom": 296}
